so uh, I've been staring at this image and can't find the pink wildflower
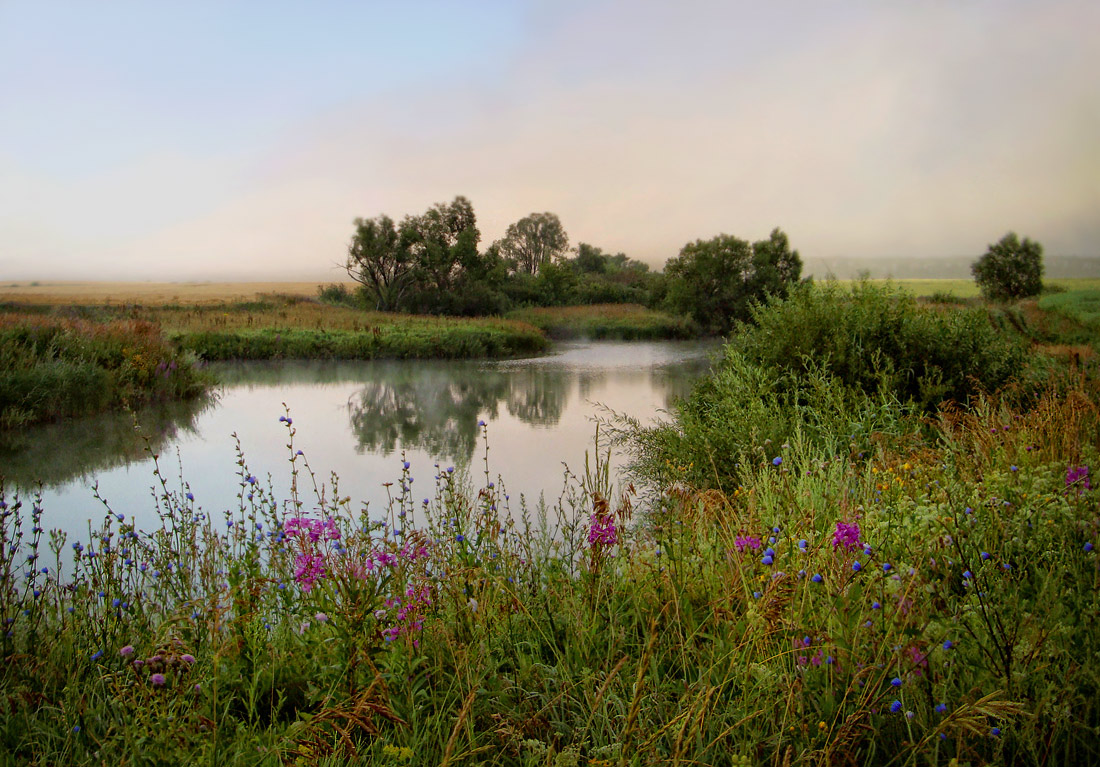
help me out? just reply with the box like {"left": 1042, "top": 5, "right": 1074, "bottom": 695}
{"left": 293, "top": 552, "right": 326, "bottom": 592}
{"left": 734, "top": 535, "right": 762, "bottom": 553}
{"left": 588, "top": 514, "right": 618, "bottom": 547}
{"left": 832, "top": 521, "right": 862, "bottom": 552}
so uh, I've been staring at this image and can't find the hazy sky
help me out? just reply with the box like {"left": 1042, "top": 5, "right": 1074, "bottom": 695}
{"left": 2, "top": 0, "right": 1097, "bottom": 281}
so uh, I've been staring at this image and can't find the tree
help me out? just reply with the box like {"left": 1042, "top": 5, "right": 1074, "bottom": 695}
{"left": 664, "top": 228, "right": 802, "bottom": 334}
{"left": 345, "top": 214, "right": 411, "bottom": 311}
{"left": 971, "top": 232, "right": 1043, "bottom": 301}
{"left": 497, "top": 212, "right": 569, "bottom": 275}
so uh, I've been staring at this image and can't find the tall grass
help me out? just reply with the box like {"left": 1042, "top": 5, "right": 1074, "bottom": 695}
{"left": 1, "top": 388, "right": 1098, "bottom": 765}
{"left": 0, "top": 314, "right": 208, "bottom": 428}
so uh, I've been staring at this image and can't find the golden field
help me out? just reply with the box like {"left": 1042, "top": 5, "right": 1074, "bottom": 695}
{"left": 0, "top": 280, "right": 346, "bottom": 306}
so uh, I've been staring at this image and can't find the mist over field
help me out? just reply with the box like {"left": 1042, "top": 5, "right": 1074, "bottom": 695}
{"left": 1, "top": 1, "right": 1097, "bottom": 282}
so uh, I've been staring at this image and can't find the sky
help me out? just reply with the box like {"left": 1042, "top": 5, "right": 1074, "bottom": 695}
{"left": 1, "top": 0, "right": 1097, "bottom": 281}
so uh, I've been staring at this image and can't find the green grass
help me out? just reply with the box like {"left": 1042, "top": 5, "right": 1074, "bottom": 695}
{"left": 0, "top": 314, "right": 209, "bottom": 428}
{"left": 506, "top": 303, "right": 698, "bottom": 340}
{"left": 1038, "top": 289, "right": 1100, "bottom": 330}
{"left": 831, "top": 278, "right": 1100, "bottom": 300}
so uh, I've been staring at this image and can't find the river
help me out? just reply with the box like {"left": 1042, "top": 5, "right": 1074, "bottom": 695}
{"left": 0, "top": 340, "right": 715, "bottom": 543}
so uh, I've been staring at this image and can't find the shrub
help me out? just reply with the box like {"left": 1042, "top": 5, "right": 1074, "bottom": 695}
{"left": 972, "top": 232, "right": 1044, "bottom": 301}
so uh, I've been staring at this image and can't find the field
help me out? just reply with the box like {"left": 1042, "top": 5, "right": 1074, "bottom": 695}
{"left": 0, "top": 281, "right": 329, "bottom": 306}
{"left": 2, "top": 282, "right": 1098, "bottom": 765}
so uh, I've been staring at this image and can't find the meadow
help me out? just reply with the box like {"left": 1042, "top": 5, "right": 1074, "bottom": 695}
{"left": 2, "top": 283, "right": 1098, "bottom": 765}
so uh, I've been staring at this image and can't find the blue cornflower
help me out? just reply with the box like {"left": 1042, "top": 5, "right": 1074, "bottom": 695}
{"left": 772, "top": 456, "right": 782, "bottom": 466}
{"left": 962, "top": 570, "right": 972, "bottom": 580}
{"left": 91, "top": 650, "right": 103, "bottom": 661}
{"left": 882, "top": 563, "right": 892, "bottom": 572}
{"left": 753, "top": 591, "right": 762, "bottom": 599}
{"left": 852, "top": 561, "right": 862, "bottom": 572}
{"left": 456, "top": 534, "right": 465, "bottom": 542}
{"left": 811, "top": 573, "right": 823, "bottom": 583}
{"left": 762, "top": 555, "right": 774, "bottom": 565}
{"left": 872, "top": 601, "right": 881, "bottom": 609}
{"left": 891, "top": 677, "right": 902, "bottom": 687}
{"left": 798, "top": 539, "right": 808, "bottom": 550}
{"left": 403, "top": 461, "right": 410, "bottom": 470}
{"left": 1086, "top": 542, "right": 1094, "bottom": 553}
{"left": 991, "top": 727, "right": 1001, "bottom": 737}
{"left": 943, "top": 639, "right": 954, "bottom": 650}
{"left": 935, "top": 703, "right": 947, "bottom": 713}
{"left": 981, "top": 551, "right": 990, "bottom": 560}
{"left": 890, "top": 700, "right": 902, "bottom": 713}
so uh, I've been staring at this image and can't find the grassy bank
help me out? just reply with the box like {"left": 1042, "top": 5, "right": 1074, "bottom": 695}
{"left": 1, "top": 391, "right": 1098, "bottom": 765}
{"left": 0, "top": 314, "right": 208, "bottom": 428}
{"left": 506, "top": 303, "right": 698, "bottom": 340}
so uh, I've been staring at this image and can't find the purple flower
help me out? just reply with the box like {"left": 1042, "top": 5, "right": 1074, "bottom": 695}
{"left": 150, "top": 673, "right": 166, "bottom": 686}
{"left": 832, "top": 521, "right": 862, "bottom": 552}
{"left": 1066, "top": 465, "right": 1091, "bottom": 491}
{"left": 734, "top": 535, "right": 762, "bottom": 553}
{"left": 180, "top": 654, "right": 195, "bottom": 665}
{"left": 588, "top": 514, "right": 618, "bottom": 547}
{"left": 119, "top": 645, "right": 134, "bottom": 657}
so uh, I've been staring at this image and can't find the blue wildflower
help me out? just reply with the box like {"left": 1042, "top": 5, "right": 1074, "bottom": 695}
{"left": 811, "top": 574, "right": 823, "bottom": 583}
{"left": 890, "top": 700, "right": 902, "bottom": 713}
{"left": 772, "top": 456, "right": 782, "bottom": 466}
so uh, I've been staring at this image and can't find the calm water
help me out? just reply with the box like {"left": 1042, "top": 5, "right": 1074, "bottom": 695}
{"left": 0, "top": 341, "right": 714, "bottom": 541}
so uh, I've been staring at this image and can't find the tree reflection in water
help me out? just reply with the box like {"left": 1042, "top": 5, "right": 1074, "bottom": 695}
{"left": 346, "top": 363, "right": 571, "bottom": 463}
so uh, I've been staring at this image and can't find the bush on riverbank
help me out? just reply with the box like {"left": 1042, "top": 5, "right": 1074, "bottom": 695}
{"left": 1, "top": 385, "right": 1098, "bottom": 764}
{"left": 613, "top": 282, "right": 1050, "bottom": 493}
{"left": 0, "top": 314, "right": 207, "bottom": 428}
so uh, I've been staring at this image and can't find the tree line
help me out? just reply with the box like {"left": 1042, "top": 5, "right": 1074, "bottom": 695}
{"left": 342, "top": 195, "right": 803, "bottom": 333}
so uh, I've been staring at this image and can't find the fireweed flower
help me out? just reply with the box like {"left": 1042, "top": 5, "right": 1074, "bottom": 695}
{"left": 832, "top": 521, "right": 862, "bottom": 552}
{"left": 293, "top": 553, "right": 326, "bottom": 592}
{"left": 734, "top": 535, "right": 762, "bottom": 553}
{"left": 588, "top": 514, "right": 618, "bottom": 547}
{"left": 1066, "top": 465, "right": 1091, "bottom": 491}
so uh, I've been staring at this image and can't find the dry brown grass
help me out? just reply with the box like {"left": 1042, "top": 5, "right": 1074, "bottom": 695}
{"left": 0, "top": 281, "right": 347, "bottom": 306}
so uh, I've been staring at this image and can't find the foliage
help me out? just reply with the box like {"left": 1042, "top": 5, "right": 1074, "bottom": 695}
{"left": 971, "top": 232, "right": 1044, "bottom": 301}
{"left": 496, "top": 212, "right": 570, "bottom": 275}
{"left": 0, "top": 314, "right": 207, "bottom": 428}
{"left": 3, "top": 385, "right": 1099, "bottom": 764}
{"left": 341, "top": 200, "right": 673, "bottom": 317}
{"left": 663, "top": 228, "right": 802, "bottom": 334}
{"left": 613, "top": 282, "right": 1033, "bottom": 494}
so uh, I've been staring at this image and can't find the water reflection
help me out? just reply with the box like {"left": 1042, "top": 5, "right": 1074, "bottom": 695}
{"left": 2, "top": 341, "right": 716, "bottom": 539}
{"left": 0, "top": 394, "right": 216, "bottom": 489}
